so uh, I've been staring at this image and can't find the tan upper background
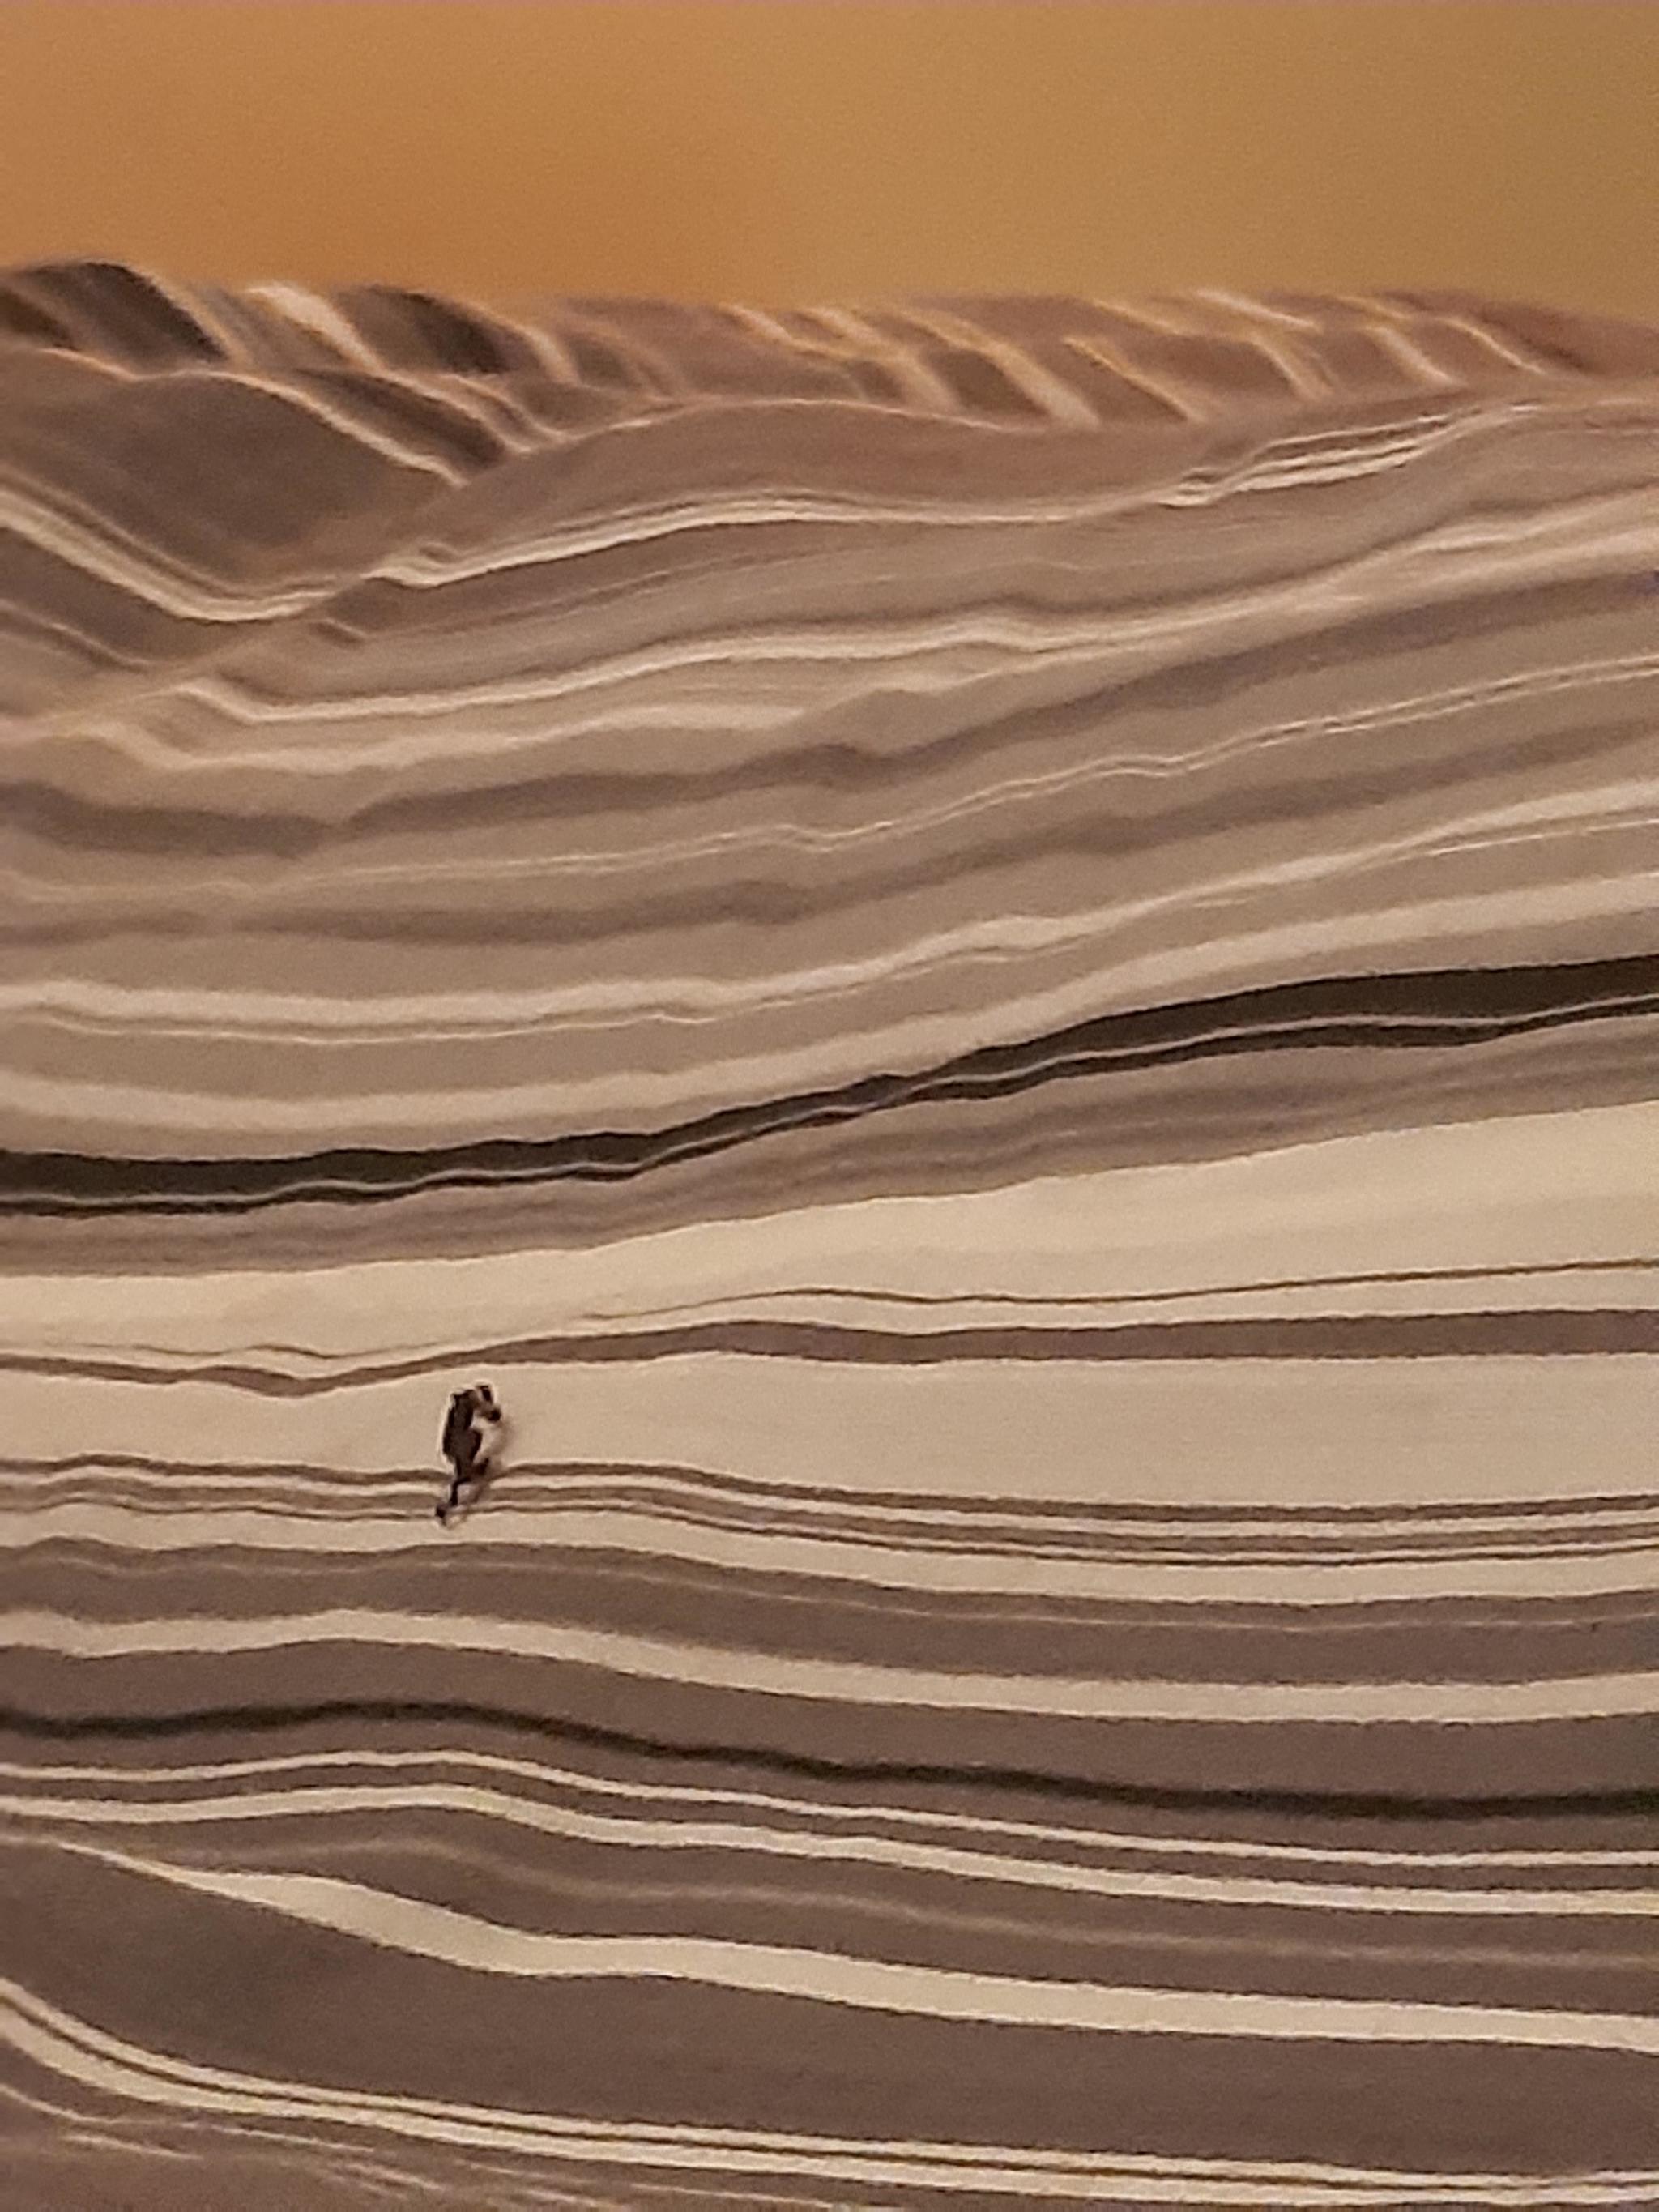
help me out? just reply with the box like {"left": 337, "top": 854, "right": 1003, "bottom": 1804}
{"left": 2, "top": 2, "right": 1655, "bottom": 317}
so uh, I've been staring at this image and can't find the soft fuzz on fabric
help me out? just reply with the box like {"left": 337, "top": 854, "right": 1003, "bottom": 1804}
{"left": 2, "top": 263, "right": 1657, "bottom": 2207}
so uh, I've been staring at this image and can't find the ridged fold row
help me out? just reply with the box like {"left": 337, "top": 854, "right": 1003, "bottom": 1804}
{"left": 2, "top": 263, "right": 1657, "bottom": 2206}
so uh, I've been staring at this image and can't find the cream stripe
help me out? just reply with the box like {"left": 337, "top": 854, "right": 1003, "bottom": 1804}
{"left": 160, "top": 475, "right": 1659, "bottom": 732}
{"left": 231, "top": 395, "right": 1554, "bottom": 592}
{"left": 27, "top": 1463, "right": 1656, "bottom": 1540}
{"left": 0, "top": 492, "right": 329, "bottom": 621}
{"left": 11, "top": 1750, "right": 1653, "bottom": 1871}
{"left": 5, "top": 1982, "right": 1640, "bottom": 2202}
{"left": 897, "top": 306, "right": 1102, "bottom": 429}
{"left": 8, "top": 1608, "right": 1659, "bottom": 1724}
{"left": 242, "top": 282, "right": 386, "bottom": 372}
{"left": 15, "top": 1107, "right": 1656, "bottom": 1352}
{"left": 19, "top": 1245, "right": 1658, "bottom": 1351}
{"left": 6, "top": 1506, "right": 1655, "bottom": 1608}
{"left": 4, "top": 869, "right": 1653, "bottom": 1136}
{"left": 57, "top": 1850, "right": 1659, "bottom": 2052}
{"left": 11, "top": 1784, "right": 1657, "bottom": 1917}
{"left": 196, "top": 368, "right": 473, "bottom": 485}
{"left": 40, "top": 635, "right": 1659, "bottom": 785}
{"left": 15, "top": 764, "right": 1656, "bottom": 1036}
{"left": 7, "top": 1357, "right": 1655, "bottom": 1510}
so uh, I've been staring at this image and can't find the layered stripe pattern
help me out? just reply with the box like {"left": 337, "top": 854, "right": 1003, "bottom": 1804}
{"left": 2, "top": 263, "right": 1657, "bottom": 2207}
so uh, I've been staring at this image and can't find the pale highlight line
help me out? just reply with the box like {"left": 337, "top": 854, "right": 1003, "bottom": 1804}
{"left": 3, "top": 865, "right": 1653, "bottom": 1134}
{"left": 9, "top": 1783, "right": 1657, "bottom": 1917}
{"left": 51, "top": 1847, "right": 1659, "bottom": 2055}
{"left": 9, "top": 1749, "right": 1655, "bottom": 1870}
{"left": 8, "top": 1608, "right": 1659, "bottom": 1725}
{"left": 151, "top": 469, "right": 1656, "bottom": 732}
{"left": 0, "top": 493, "right": 330, "bottom": 622}
{"left": 22, "top": 643, "right": 1659, "bottom": 858}
{"left": 14, "top": 1109, "right": 1653, "bottom": 1349}
{"left": 369, "top": 404, "right": 1510, "bottom": 586}
{"left": 6, "top": 1505, "right": 1657, "bottom": 1608}
{"left": 6, "top": 1981, "right": 1645, "bottom": 2203}
{"left": 11, "top": 1098, "right": 1656, "bottom": 1363}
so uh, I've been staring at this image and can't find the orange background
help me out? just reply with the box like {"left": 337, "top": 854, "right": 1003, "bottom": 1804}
{"left": 2, "top": 2, "right": 1655, "bottom": 314}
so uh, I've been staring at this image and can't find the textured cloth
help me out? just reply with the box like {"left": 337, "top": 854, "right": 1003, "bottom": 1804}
{"left": 2, "top": 261, "right": 1657, "bottom": 2207}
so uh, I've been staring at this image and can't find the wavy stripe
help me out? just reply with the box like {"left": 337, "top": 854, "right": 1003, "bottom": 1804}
{"left": 11, "top": 1607, "right": 1659, "bottom": 1725}
{"left": 9, "top": 1505, "right": 1657, "bottom": 1608}
{"left": 36, "top": 1847, "right": 1659, "bottom": 2055}
{"left": 6, "top": 272, "right": 1658, "bottom": 2197}
{"left": 10, "top": 1783, "right": 1657, "bottom": 1919}
{"left": 9, "top": 1980, "right": 1652, "bottom": 2203}
{"left": 8, "top": 1700, "right": 1654, "bottom": 1821}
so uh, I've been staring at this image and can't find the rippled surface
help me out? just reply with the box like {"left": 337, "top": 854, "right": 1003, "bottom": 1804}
{"left": 2, "top": 266, "right": 1657, "bottom": 2206}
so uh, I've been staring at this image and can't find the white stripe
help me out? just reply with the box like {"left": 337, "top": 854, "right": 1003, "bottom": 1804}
{"left": 139, "top": 474, "right": 1659, "bottom": 731}
{"left": 243, "top": 283, "right": 386, "bottom": 370}
{"left": 0, "top": 492, "right": 328, "bottom": 622}
{"left": 361, "top": 395, "right": 1630, "bottom": 591}
{"left": 41, "top": 635, "right": 1659, "bottom": 800}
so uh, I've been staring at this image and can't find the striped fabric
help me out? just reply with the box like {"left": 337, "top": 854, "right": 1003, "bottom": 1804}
{"left": 2, "top": 260, "right": 1657, "bottom": 2207}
